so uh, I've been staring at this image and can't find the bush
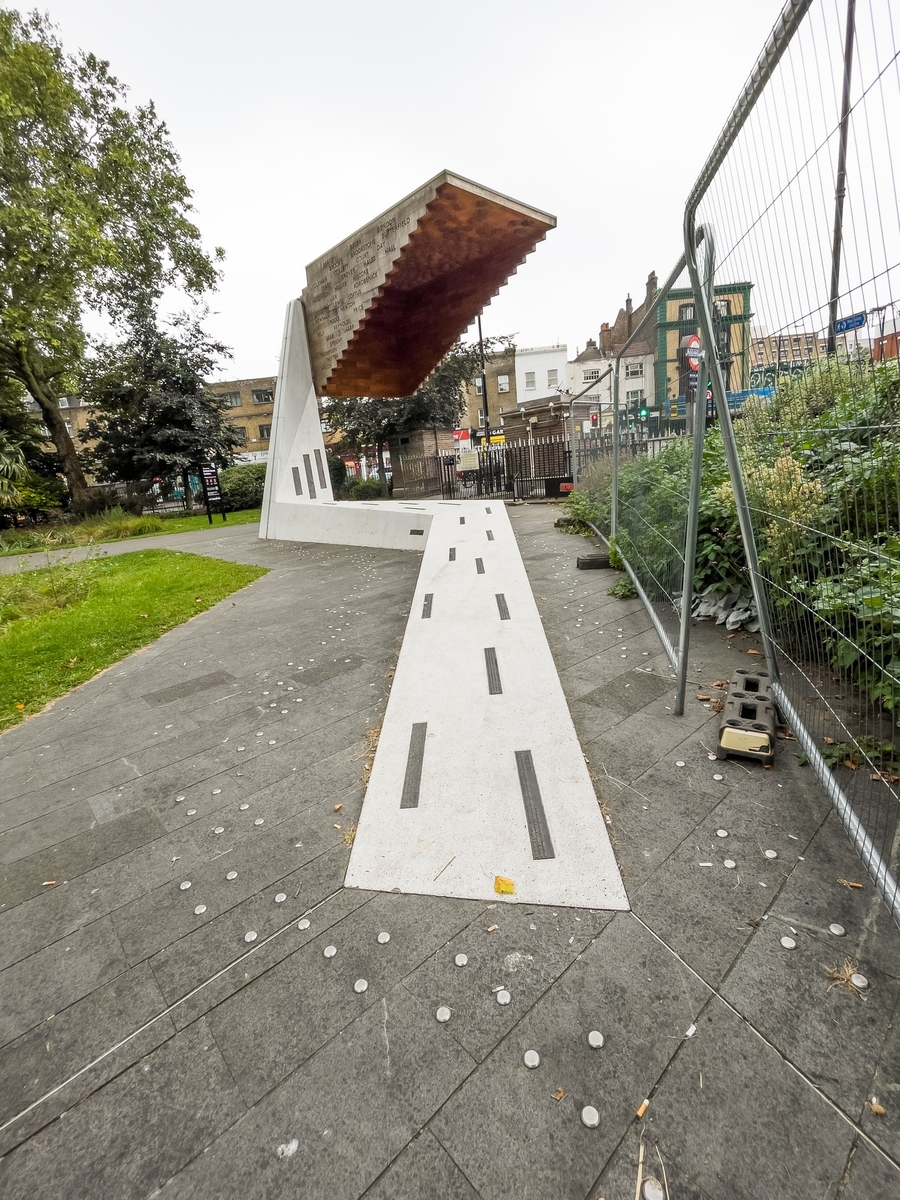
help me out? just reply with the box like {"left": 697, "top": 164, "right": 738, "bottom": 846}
{"left": 219, "top": 463, "right": 267, "bottom": 511}
{"left": 343, "top": 477, "right": 383, "bottom": 500}
{"left": 73, "top": 506, "right": 163, "bottom": 541}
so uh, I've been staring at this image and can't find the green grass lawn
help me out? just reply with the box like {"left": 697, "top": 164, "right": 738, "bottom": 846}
{"left": 0, "top": 508, "right": 262, "bottom": 556}
{"left": 0, "top": 549, "right": 267, "bottom": 731}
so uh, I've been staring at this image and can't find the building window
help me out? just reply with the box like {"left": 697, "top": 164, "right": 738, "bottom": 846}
{"left": 58, "top": 397, "right": 70, "bottom": 408}
{"left": 475, "top": 378, "right": 483, "bottom": 395}
{"left": 258, "top": 424, "right": 272, "bottom": 439}
{"left": 252, "top": 389, "right": 273, "bottom": 405}
{"left": 221, "top": 391, "right": 242, "bottom": 407}
{"left": 477, "top": 408, "right": 484, "bottom": 420}
{"left": 678, "top": 303, "right": 695, "bottom": 323}
{"left": 624, "top": 362, "right": 643, "bottom": 378}
{"left": 524, "top": 371, "right": 536, "bottom": 390}
{"left": 583, "top": 369, "right": 600, "bottom": 382}
{"left": 626, "top": 389, "right": 645, "bottom": 403}
{"left": 232, "top": 426, "right": 247, "bottom": 440}
{"left": 547, "top": 369, "right": 558, "bottom": 388}
{"left": 714, "top": 298, "right": 731, "bottom": 317}
{"left": 497, "top": 374, "right": 510, "bottom": 394}
{"left": 64, "top": 421, "right": 72, "bottom": 434}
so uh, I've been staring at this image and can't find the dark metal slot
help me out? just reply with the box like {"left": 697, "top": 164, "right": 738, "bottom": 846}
{"left": 409, "top": 528, "right": 425, "bottom": 536}
{"left": 449, "top": 547, "right": 456, "bottom": 561}
{"left": 486, "top": 529, "right": 494, "bottom": 541}
{"left": 422, "top": 593, "right": 433, "bottom": 619}
{"left": 400, "top": 723, "right": 428, "bottom": 809}
{"left": 291, "top": 466, "right": 303, "bottom": 495}
{"left": 460, "top": 516, "right": 466, "bottom": 525}
{"left": 496, "top": 593, "right": 510, "bottom": 620}
{"left": 515, "top": 749, "right": 556, "bottom": 860}
{"left": 303, "top": 454, "right": 317, "bottom": 499}
{"left": 484, "top": 647, "right": 503, "bottom": 694}
{"left": 314, "top": 448, "right": 327, "bottom": 489}
{"left": 485, "top": 506, "right": 492, "bottom": 514}
{"left": 475, "top": 558, "right": 485, "bottom": 574}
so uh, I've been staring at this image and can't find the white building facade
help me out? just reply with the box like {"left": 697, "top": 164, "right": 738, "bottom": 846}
{"left": 514, "top": 344, "right": 568, "bottom": 405}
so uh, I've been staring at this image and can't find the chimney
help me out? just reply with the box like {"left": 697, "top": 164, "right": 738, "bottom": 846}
{"left": 626, "top": 294, "right": 633, "bottom": 338}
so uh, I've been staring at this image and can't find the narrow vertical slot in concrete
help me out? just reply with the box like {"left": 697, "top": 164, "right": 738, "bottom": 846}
{"left": 422, "top": 594, "right": 433, "bottom": 619}
{"left": 291, "top": 466, "right": 303, "bottom": 495}
{"left": 449, "top": 547, "right": 456, "bottom": 561}
{"left": 484, "top": 647, "right": 503, "bottom": 694}
{"left": 475, "top": 558, "right": 485, "bottom": 574}
{"left": 495, "top": 594, "right": 510, "bottom": 620}
{"left": 303, "top": 454, "right": 317, "bottom": 499}
{"left": 514, "top": 750, "right": 556, "bottom": 860}
{"left": 400, "top": 723, "right": 428, "bottom": 809}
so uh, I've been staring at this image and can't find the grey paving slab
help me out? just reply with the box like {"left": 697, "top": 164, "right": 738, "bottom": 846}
{"left": 634, "top": 998, "right": 856, "bottom": 1200}
{"left": 589, "top": 1122, "right": 714, "bottom": 1200}
{"left": 430, "top": 913, "right": 709, "bottom": 1200}
{"left": 0, "top": 807, "right": 166, "bottom": 909}
{"left": 362, "top": 1130, "right": 480, "bottom": 1200}
{"left": 840, "top": 1137, "right": 900, "bottom": 1198}
{"left": 0, "top": 915, "right": 127, "bottom": 1047}
{"left": 0, "top": 1018, "right": 246, "bottom": 1200}
{"left": 402, "top": 902, "right": 613, "bottom": 1063}
{"left": 111, "top": 815, "right": 327, "bottom": 964}
{"left": 722, "top": 900, "right": 900, "bottom": 1120}
{"left": 0, "top": 961, "right": 173, "bottom": 1155}
{"left": 206, "top": 891, "right": 482, "bottom": 1105}
{"left": 843, "top": 985, "right": 900, "bottom": 1163}
{"left": 160, "top": 986, "right": 474, "bottom": 1200}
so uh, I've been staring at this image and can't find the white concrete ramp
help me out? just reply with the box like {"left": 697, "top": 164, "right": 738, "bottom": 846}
{"left": 346, "top": 501, "right": 629, "bottom": 910}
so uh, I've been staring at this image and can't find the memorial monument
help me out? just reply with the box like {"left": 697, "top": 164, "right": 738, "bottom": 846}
{"left": 259, "top": 170, "right": 555, "bottom": 547}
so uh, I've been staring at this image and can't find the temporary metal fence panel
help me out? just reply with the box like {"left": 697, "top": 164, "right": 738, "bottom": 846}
{"left": 686, "top": 0, "right": 900, "bottom": 923}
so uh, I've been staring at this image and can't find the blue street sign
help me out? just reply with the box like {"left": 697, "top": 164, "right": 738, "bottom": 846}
{"left": 834, "top": 311, "right": 867, "bottom": 334}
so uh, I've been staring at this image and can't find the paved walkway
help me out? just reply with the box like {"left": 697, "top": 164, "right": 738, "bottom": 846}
{"left": 1, "top": 507, "right": 898, "bottom": 1199}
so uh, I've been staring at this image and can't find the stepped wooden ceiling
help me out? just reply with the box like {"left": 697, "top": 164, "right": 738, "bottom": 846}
{"left": 302, "top": 171, "right": 556, "bottom": 399}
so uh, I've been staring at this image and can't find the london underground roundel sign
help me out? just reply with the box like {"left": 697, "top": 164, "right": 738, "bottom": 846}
{"left": 686, "top": 335, "right": 701, "bottom": 370}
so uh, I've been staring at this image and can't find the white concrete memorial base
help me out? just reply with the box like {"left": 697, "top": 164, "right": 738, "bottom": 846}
{"left": 260, "top": 300, "right": 628, "bottom": 910}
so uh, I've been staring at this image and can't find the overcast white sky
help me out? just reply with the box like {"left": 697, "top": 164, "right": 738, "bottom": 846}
{"left": 32, "top": 0, "right": 786, "bottom": 379}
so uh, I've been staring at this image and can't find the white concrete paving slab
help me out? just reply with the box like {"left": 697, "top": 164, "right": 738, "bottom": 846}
{"left": 346, "top": 500, "right": 629, "bottom": 910}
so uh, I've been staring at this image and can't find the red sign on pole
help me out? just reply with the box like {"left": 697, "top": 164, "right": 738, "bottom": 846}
{"left": 686, "top": 335, "right": 701, "bottom": 371}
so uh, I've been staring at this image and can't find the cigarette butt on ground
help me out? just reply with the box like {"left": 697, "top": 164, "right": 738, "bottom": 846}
{"left": 636, "top": 1099, "right": 649, "bottom": 1118}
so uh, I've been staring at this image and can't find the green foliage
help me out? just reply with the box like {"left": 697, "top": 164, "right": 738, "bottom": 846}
{"left": 0, "top": 549, "right": 266, "bottom": 728}
{"left": 218, "top": 462, "right": 267, "bottom": 511}
{"left": 608, "top": 574, "right": 637, "bottom": 599}
{"left": 79, "top": 312, "right": 239, "bottom": 493}
{"left": 342, "top": 477, "right": 384, "bottom": 500}
{"left": 327, "top": 453, "right": 347, "bottom": 495}
{"left": 559, "top": 489, "right": 598, "bottom": 535}
{"left": 0, "top": 554, "right": 103, "bottom": 625}
{"left": 326, "top": 336, "right": 514, "bottom": 494}
{"left": 608, "top": 538, "right": 624, "bottom": 571}
{"left": 74, "top": 507, "right": 164, "bottom": 540}
{"left": 0, "top": 10, "right": 223, "bottom": 508}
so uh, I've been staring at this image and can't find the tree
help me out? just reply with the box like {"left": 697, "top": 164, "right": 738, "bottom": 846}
{"left": 0, "top": 10, "right": 223, "bottom": 512}
{"left": 79, "top": 312, "right": 242, "bottom": 511}
{"left": 326, "top": 336, "right": 513, "bottom": 494}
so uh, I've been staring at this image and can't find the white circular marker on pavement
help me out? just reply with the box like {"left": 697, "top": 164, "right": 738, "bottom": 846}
{"left": 323, "top": 945, "right": 337, "bottom": 958}
{"left": 226, "top": 871, "right": 237, "bottom": 880}
{"left": 194, "top": 905, "right": 207, "bottom": 915}
{"left": 713, "top": 774, "right": 724, "bottom": 781}
{"left": 240, "top": 803, "right": 249, "bottom": 811}
{"left": 176, "top": 795, "right": 185, "bottom": 802}
{"left": 187, "top": 809, "right": 196, "bottom": 816}
{"left": 179, "top": 881, "right": 191, "bottom": 890}
{"left": 717, "top": 829, "right": 728, "bottom": 837}
{"left": 724, "top": 859, "right": 736, "bottom": 869}
{"left": 523, "top": 1050, "right": 541, "bottom": 1069}
{"left": 829, "top": 923, "right": 846, "bottom": 936}
{"left": 212, "top": 788, "right": 221, "bottom": 795}
{"left": 436, "top": 1006, "right": 451, "bottom": 1023}
{"left": 851, "top": 973, "right": 869, "bottom": 989}
{"left": 377, "top": 932, "right": 390, "bottom": 944}
{"left": 581, "top": 1106, "right": 600, "bottom": 1128}
{"left": 780, "top": 936, "right": 796, "bottom": 949}
{"left": 765, "top": 849, "right": 778, "bottom": 859}
{"left": 297, "top": 919, "right": 310, "bottom": 930}
{"left": 274, "top": 893, "right": 286, "bottom": 903}
{"left": 214, "top": 827, "right": 224, "bottom": 834}
{"left": 455, "top": 953, "right": 468, "bottom": 967}
{"left": 588, "top": 1030, "right": 605, "bottom": 1048}
{"left": 244, "top": 931, "right": 257, "bottom": 943}
{"left": 643, "top": 1179, "right": 666, "bottom": 1200}
{"left": 496, "top": 990, "right": 511, "bottom": 1005}
{"left": 354, "top": 979, "right": 368, "bottom": 993}
{"left": 675, "top": 761, "right": 685, "bottom": 768}
{"left": 254, "top": 818, "right": 264, "bottom": 826}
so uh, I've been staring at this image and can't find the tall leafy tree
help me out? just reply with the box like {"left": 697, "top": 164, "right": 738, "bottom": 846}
{"left": 0, "top": 10, "right": 223, "bottom": 511}
{"left": 79, "top": 312, "right": 242, "bottom": 511}
{"left": 326, "top": 336, "right": 513, "bottom": 494}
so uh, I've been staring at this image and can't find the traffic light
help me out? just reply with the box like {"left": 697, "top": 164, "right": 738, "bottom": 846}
{"left": 590, "top": 412, "right": 598, "bottom": 427}
{"left": 638, "top": 405, "right": 649, "bottom": 419}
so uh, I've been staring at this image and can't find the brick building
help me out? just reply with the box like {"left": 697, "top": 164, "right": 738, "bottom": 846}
{"left": 205, "top": 376, "right": 276, "bottom": 462}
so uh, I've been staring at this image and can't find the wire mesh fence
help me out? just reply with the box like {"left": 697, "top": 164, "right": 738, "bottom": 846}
{"left": 685, "top": 0, "right": 900, "bottom": 919}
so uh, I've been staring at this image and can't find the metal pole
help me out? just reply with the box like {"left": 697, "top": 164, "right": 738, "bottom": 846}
{"left": 611, "top": 362, "right": 620, "bottom": 541}
{"left": 684, "top": 213, "right": 782, "bottom": 687}
{"left": 477, "top": 314, "right": 489, "bottom": 436}
{"left": 826, "top": 0, "right": 856, "bottom": 354}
